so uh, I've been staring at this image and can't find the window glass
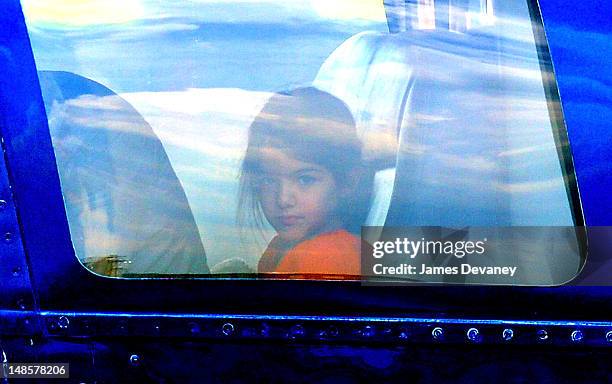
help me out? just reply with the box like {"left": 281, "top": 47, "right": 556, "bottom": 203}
{"left": 21, "top": 0, "right": 583, "bottom": 284}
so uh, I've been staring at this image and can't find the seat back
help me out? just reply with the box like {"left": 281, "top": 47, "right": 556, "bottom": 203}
{"left": 314, "top": 21, "right": 581, "bottom": 283}
{"left": 39, "top": 70, "right": 209, "bottom": 275}
{"left": 314, "top": 31, "right": 413, "bottom": 227}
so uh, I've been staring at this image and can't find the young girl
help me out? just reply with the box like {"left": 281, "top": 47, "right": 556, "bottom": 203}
{"left": 238, "top": 87, "right": 371, "bottom": 277}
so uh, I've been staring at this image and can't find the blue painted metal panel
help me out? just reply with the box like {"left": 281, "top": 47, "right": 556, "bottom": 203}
{"left": 0, "top": 0, "right": 76, "bottom": 304}
{"left": 0, "top": 0, "right": 608, "bottom": 327}
{"left": 538, "top": 0, "right": 612, "bottom": 226}
{"left": 0, "top": 1, "right": 38, "bottom": 336}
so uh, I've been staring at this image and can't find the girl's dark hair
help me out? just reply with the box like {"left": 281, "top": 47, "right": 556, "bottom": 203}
{"left": 237, "top": 87, "right": 373, "bottom": 235}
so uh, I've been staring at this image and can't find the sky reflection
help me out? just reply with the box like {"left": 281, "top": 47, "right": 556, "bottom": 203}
{"left": 24, "top": 0, "right": 582, "bottom": 278}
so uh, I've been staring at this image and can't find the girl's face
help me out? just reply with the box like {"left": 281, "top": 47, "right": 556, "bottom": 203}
{"left": 256, "top": 147, "right": 341, "bottom": 244}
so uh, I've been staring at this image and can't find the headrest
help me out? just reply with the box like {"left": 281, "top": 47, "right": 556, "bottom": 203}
{"left": 38, "top": 70, "right": 209, "bottom": 275}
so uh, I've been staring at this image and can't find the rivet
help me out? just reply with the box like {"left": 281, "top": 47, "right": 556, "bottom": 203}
{"left": 502, "top": 328, "right": 514, "bottom": 341}
{"left": 432, "top": 327, "right": 444, "bottom": 340}
{"left": 319, "top": 325, "right": 338, "bottom": 339}
{"left": 571, "top": 330, "right": 584, "bottom": 342}
{"left": 289, "top": 324, "right": 305, "bottom": 339}
{"left": 118, "top": 320, "right": 128, "bottom": 333}
{"left": 0, "top": 200, "right": 7, "bottom": 210}
{"left": 129, "top": 354, "right": 141, "bottom": 367}
{"left": 537, "top": 329, "right": 548, "bottom": 341}
{"left": 16, "top": 299, "right": 27, "bottom": 310}
{"left": 4, "top": 232, "right": 13, "bottom": 243}
{"left": 188, "top": 322, "right": 200, "bottom": 335}
{"left": 606, "top": 331, "right": 612, "bottom": 343}
{"left": 57, "top": 316, "right": 70, "bottom": 330}
{"left": 221, "top": 322, "right": 235, "bottom": 336}
{"left": 12, "top": 267, "right": 21, "bottom": 276}
{"left": 326, "top": 325, "right": 339, "bottom": 338}
{"left": 260, "top": 323, "right": 271, "bottom": 337}
{"left": 466, "top": 328, "right": 480, "bottom": 342}
{"left": 361, "top": 325, "right": 376, "bottom": 338}
{"left": 398, "top": 327, "right": 409, "bottom": 340}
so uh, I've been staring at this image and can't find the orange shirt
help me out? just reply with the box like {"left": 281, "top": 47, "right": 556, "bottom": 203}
{"left": 258, "top": 230, "right": 361, "bottom": 277}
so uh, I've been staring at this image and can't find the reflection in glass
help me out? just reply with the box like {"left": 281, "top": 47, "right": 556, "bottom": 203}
{"left": 238, "top": 88, "right": 372, "bottom": 276}
{"left": 23, "top": 0, "right": 583, "bottom": 283}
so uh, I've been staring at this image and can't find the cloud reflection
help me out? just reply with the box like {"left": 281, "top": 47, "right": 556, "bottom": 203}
{"left": 32, "top": 0, "right": 581, "bottom": 276}
{"left": 313, "top": 18, "right": 574, "bottom": 227}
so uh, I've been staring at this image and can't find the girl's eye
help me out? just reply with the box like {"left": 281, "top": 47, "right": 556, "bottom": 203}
{"left": 298, "top": 175, "right": 317, "bottom": 186}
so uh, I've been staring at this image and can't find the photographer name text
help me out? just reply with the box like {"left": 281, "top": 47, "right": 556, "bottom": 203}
{"left": 371, "top": 263, "right": 517, "bottom": 277}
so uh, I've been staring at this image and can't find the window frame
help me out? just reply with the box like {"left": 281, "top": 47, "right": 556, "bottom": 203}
{"left": 0, "top": 0, "right": 595, "bottom": 318}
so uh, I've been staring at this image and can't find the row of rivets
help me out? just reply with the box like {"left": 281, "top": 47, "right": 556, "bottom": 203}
{"left": 119, "top": 331, "right": 612, "bottom": 369}
{"left": 44, "top": 318, "right": 612, "bottom": 345}
{"left": 0, "top": 195, "right": 28, "bottom": 311}
{"left": 429, "top": 327, "right": 600, "bottom": 343}
{"left": 218, "top": 323, "right": 612, "bottom": 343}
{"left": 124, "top": 330, "right": 589, "bottom": 371}
{"left": 0, "top": 192, "right": 34, "bottom": 315}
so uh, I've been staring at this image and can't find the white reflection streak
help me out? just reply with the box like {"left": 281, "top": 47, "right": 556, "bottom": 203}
{"left": 64, "top": 94, "right": 127, "bottom": 111}
{"left": 382, "top": 4, "right": 535, "bottom": 45}
{"left": 437, "top": 153, "right": 497, "bottom": 172}
{"left": 498, "top": 144, "right": 551, "bottom": 158}
{"left": 174, "top": 163, "right": 240, "bottom": 184}
{"left": 382, "top": 0, "right": 496, "bottom": 31}
{"left": 413, "top": 113, "right": 453, "bottom": 123}
{"left": 64, "top": 112, "right": 157, "bottom": 138}
{"left": 59, "top": 95, "right": 158, "bottom": 138}
{"left": 456, "top": 92, "right": 550, "bottom": 127}
{"left": 142, "top": 116, "right": 246, "bottom": 160}
{"left": 494, "top": 15, "right": 540, "bottom": 45}
{"left": 187, "top": 0, "right": 282, "bottom": 3}
{"left": 23, "top": 0, "right": 316, "bottom": 28}
{"left": 122, "top": 88, "right": 269, "bottom": 116}
{"left": 101, "top": 23, "right": 200, "bottom": 41}
{"left": 21, "top": 0, "right": 144, "bottom": 26}
{"left": 465, "top": 0, "right": 495, "bottom": 29}
{"left": 121, "top": 88, "right": 271, "bottom": 161}
{"left": 494, "top": 178, "right": 564, "bottom": 193}
{"left": 500, "top": 66, "right": 544, "bottom": 82}
{"left": 417, "top": 60, "right": 543, "bottom": 86}
{"left": 416, "top": 0, "right": 435, "bottom": 30}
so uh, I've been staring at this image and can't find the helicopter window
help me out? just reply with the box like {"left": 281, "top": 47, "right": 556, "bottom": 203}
{"left": 21, "top": 0, "right": 583, "bottom": 284}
